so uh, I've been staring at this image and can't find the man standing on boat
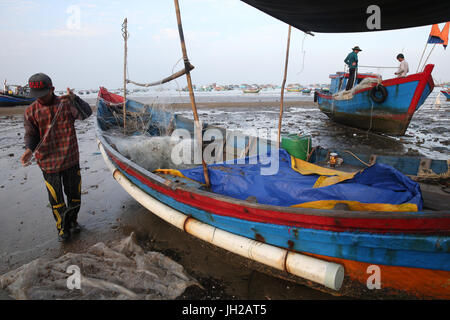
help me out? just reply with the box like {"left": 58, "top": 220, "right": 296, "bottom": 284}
{"left": 394, "top": 54, "right": 409, "bottom": 77}
{"left": 344, "top": 46, "right": 362, "bottom": 90}
{"left": 20, "top": 73, "right": 92, "bottom": 242}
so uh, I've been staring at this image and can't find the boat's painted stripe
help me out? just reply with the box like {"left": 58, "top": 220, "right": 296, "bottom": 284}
{"left": 407, "top": 64, "right": 434, "bottom": 116}
{"left": 318, "top": 80, "right": 420, "bottom": 116}
{"left": 441, "top": 91, "right": 450, "bottom": 99}
{"left": 0, "top": 95, "right": 34, "bottom": 103}
{"left": 306, "top": 252, "right": 450, "bottom": 299}
{"left": 111, "top": 158, "right": 450, "bottom": 271}
{"left": 317, "top": 66, "right": 434, "bottom": 121}
{"left": 321, "top": 71, "right": 427, "bottom": 98}
{"left": 106, "top": 150, "right": 450, "bottom": 235}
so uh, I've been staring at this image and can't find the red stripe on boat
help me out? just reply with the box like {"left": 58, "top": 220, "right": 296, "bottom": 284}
{"left": 107, "top": 151, "right": 450, "bottom": 235}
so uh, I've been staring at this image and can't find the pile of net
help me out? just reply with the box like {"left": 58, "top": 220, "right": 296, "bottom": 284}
{"left": 0, "top": 233, "right": 199, "bottom": 300}
{"left": 104, "top": 132, "right": 197, "bottom": 172}
{"left": 333, "top": 77, "right": 380, "bottom": 100}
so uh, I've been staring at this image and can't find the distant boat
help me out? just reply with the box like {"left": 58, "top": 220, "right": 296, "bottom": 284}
{"left": 0, "top": 93, "right": 35, "bottom": 107}
{"left": 441, "top": 90, "right": 450, "bottom": 100}
{"left": 315, "top": 64, "right": 435, "bottom": 135}
{"left": 302, "top": 88, "right": 311, "bottom": 94}
{"left": 286, "top": 87, "right": 301, "bottom": 92}
{"left": 242, "top": 88, "right": 260, "bottom": 93}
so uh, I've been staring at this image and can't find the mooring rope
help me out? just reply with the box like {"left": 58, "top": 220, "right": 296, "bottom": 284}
{"left": 367, "top": 100, "right": 374, "bottom": 135}
{"left": 296, "top": 32, "right": 307, "bottom": 75}
{"left": 342, "top": 150, "right": 372, "bottom": 167}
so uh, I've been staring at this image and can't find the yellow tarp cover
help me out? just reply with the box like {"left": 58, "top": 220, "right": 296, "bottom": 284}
{"left": 290, "top": 156, "right": 359, "bottom": 188}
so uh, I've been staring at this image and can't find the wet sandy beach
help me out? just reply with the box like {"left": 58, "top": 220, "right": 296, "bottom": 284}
{"left": 0, "top": 91, "right": 448, "bottom": 300}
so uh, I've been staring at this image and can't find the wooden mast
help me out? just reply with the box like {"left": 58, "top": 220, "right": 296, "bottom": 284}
{"left": 122, "top": 18, "right": 128, "bottom": 134}
{"left": 277, "top": 25, "right": 292, "bottom": 148}
{"left": 173, "top": 0, "right": 211, "bottom": 188}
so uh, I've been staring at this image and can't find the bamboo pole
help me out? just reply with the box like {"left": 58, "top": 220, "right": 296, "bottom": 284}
{"left": 421, "top": 43, "right": 437, "bottom": 72}
{"left": 277, "top": 25, "right": 292, "bottom": 148}
{"left": 122, "top": 18, "right": 128, "bottom": 134}
{"left": 126, "top": 63, "right": 194, "bottom": 87}
{"left": 416, "top": 42, "right": 428, "bottom": 73}
{"left": 173, "top": 0, "right": 211, "bottom": 188}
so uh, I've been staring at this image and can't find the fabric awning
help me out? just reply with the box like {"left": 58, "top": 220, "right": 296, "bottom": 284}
{"left": 241, "top": 0, "right": 450, "bottom": 33}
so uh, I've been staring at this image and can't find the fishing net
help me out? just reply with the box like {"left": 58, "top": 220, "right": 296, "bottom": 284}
{"left": 333, "top": 77, "right": 380, "bottom": 100}
{"left": 104, "top": 132, "right": 197, "bottom": 172}
{"left": 100, "top": 100, "right": 176, "bottom": 136}
{"left": 0, "top": 233, "right": 199, "bottom": 300}
{"left": 99, "top": 87, "right": 202, "bottom": 172}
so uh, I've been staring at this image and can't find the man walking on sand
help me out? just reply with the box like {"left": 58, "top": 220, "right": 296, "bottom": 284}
{"left": 344, "top": 46, "right": 362, "bottom": 91}
{"left": 20, "top": 73, "right": 92, "bottom": 242}
{"left": 394, "top": 53, "right": 409, "bottom": 77}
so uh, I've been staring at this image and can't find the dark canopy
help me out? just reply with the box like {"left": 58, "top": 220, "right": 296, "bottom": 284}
{"left": 241, "top": 0, "right": 450, "bottom": 33}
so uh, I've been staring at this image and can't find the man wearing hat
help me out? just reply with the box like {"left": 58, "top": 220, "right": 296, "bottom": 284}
{"left": 344, "top": 46, "right": 362, "bottom": 90}
{"left": 20, "top": 73, "right": 92, "bottom": 242}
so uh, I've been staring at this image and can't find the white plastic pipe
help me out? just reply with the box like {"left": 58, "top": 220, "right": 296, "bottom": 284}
{"left": 98, "top": 141, "right": 345, "bottom": 290}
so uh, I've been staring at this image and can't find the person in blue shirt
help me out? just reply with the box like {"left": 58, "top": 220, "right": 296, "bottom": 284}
{"left": 344, "top": 46, "right": 362, "bottom": 90}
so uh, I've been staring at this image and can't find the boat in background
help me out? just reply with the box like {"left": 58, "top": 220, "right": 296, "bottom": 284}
{"left": 96, "top": 87, "right": 450, "bottom": 299}
{"left": 286, "top": 87, "right": 301, "bottom": 92}
{"left": 315, "top": 64, "right": 435, "bottom": 136}
{"left": 441, "top": 90, "right": 450, "bottom": 100}
{"left": 302, "top": 88, "right": 311, "bottom": 94}
{"left": 1, "top": 83, "right": 35, "bottom": 107}
{"left": 0, "top": 93, "right": 35, "bottom": 107}
{"left": 242, "top": 87, "right": 260, "bottom": 93}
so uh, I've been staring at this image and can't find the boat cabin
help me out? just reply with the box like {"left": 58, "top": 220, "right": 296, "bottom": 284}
{"left": 328, "top": 72, "right": 380, "bottom": 94}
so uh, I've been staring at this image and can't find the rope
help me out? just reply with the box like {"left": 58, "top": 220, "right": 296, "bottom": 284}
{"left": 32, "top": 100, "right": 64, "bottom": 154}
{"left": 24, "top": 98, "right": 65, "bottom": 166}
{"left": 367, "top": 100, "right": 374, "bottom": 135}
{"left": 358, "top": 65, "right": 397, "bottom": 69}
{"left": 342, "top": 150, "right": 372, "bottom": 167}
{"left": 125, "top": 62, "right": 194, "bottom": 88}
{"left": 296, "top": 32, "right": 307, "bottom": 75}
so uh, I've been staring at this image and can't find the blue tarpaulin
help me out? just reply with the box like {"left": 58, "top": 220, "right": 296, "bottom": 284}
{"left": 180, "top": 149, "right": 423, "bottom": 210}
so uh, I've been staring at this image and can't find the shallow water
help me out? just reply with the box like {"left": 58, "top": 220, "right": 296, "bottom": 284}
{"left": 172, "top": 91, "right": 449, "bottom": 160}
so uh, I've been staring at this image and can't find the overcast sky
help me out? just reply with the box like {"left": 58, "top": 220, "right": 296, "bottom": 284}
{"left": 0, "top": 0, "right": 449, "bottom": 90}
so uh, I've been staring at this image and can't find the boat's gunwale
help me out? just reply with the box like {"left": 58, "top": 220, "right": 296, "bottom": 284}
{"left": 319, "top": 65, "right": 434, "bottom": 99}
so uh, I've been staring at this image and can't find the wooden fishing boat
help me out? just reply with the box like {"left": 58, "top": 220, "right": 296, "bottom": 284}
{"left": 96, "top": 87, "right": 450, "bottom": 299}
{"left": 441, "top": 90, "right": 450, "bottom": 100}
{"left": 0, "top": 93, "right": 35, "bottom": 107}
{"left": 302, "top": 88, "right": 311, "bottom": 94}
{"left": 242, "top": 88, "right": 260, "bottom": 93}
{"left": 286, "top": 87, "right": 301, "bottom": 92}
{"left": 315, "top": 65, "right": 435, "bottom": 135}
